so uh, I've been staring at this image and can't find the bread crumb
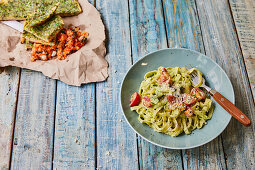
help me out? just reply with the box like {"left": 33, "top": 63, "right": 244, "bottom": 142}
{"left": 105, "top": 151, "right": 111, "bottom": 156}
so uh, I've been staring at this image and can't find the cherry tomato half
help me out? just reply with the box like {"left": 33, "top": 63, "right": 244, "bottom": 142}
{"left": 142, "top": 95, "right": 152, "bottom": 107}
{"left": 166, "top": 95, "right": 177, "bottom": 104}
{"left": 182, "top": 93, "right": 197, "bottom": 106}
{"left": 130, "top": 92, "right": 141, "bottom": 107}
{"left": 158, "top": 67, "right": 172, "bottom": 85}
{"left": 190, "top": 88, "right": 205, "bottom": 101}
{"left": 184, "top": 106, "right": 194, "bottom": 117}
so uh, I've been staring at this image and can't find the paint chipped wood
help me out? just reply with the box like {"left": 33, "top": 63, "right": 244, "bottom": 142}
{"left": 0, "top": 67, "right": 19, "bottom": 170}
{"left": 229, "top": 0, "right": 255, "bottom": 99}
{"left": 95, "top": 0, "right": 139, "bottom": 169}
{"left": 11, "top": 70, "right": 56, "bottom": 169}
{"left": 53, "top": 82, "right": 96, "bottom": 169}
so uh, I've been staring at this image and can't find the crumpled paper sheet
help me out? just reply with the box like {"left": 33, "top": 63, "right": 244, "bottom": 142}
{"left": 0, "top": 0, "right": 108, "bottom": 86}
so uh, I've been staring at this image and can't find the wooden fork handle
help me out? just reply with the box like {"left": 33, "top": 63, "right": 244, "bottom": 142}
{"left": 209, "top": 90, "right": 251, "bottom": 126}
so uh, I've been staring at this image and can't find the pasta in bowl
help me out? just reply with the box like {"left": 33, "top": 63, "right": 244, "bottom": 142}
{"left": 120, "top": 48, "right": 233, "bottom": 149}
{"left": 130, "top": 66, "right": 214, "bottom": 137}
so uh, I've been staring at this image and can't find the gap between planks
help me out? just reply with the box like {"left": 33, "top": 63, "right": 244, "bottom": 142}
{"left": 8, "top": 68, "right": 21, "bottom": 170}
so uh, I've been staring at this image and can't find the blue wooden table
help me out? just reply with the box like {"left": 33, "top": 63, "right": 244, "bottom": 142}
{"left": 0, "top": 0, "right": 254, "bottom": 169}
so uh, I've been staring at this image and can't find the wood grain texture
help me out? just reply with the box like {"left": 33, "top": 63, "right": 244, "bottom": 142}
{"left": 95, "top": 0, "right": 139, "bottom": 169}
{"left": 129, "top": 0, "right": 168, "bottom": 62}
{"left": 11, "top": 69, "right": 56, "bottom": 170}
{"left": 183, "top": 138, "right": 227, "bottom": 170}
{"left": 0, "top": 67, "right": 19, "bottom": 170}
{"left": 129, "top": 0, "right": 182, "bottom": 169}
{"left": 138, "top": 139, "right": 183, "bottom": 170}
{"left": 53, "top": 82, "right": 96, "bottom": 170}
{"left": 196, "top": 0, "right": 255, "bottom": 169}
{"left": 162, "top": 0, "right": 227, "bottom": 169}
{"left": 163, "top": 0, "right": 204, "bottom": 52}
{"left": 229, "top": 0, "right": 255, "bottom": 99}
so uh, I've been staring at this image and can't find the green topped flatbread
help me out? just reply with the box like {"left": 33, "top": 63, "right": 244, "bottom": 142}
{"left": 0, "top": 0, "right": 82, "bottom": 21}
{"left": 26, "top": 2, "right": 60, "bottom": 27}
{"left": 54, "top": 0, "right": 82, "bottom": 16}
{"left": 24, "top": 15, "right": 64, "bottom": 42}
{"left": 0, "top": 0, "right": 36, "bottom": 20}
{"left": 23, "top": 31, "right": 56, "bottom": 46}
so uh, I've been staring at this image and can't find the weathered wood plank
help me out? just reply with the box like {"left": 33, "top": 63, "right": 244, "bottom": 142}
{"left": 229, "top": 0, "right": 255, "bottom": 99}
{"left": 182, "top": 138, "right": 227, "bottom": 170}
{"left": 196, "top": 0, "right": 255, "bottom": 169}
{"left": 95, "top": 0, "right": 138, "bottom": 169}
{"left": 163, "top": 0, "right": 204, "bottom": 52}
{"left": 129, "top": 0, "right": 183, "bottom": 169}
{"left": 129, "top": 0, "right": 168, "bottom": 62}
{"left": 53, "top": 82, "right": 96, "bottom": 170}
{"left": 11, "top": 69, "right": 56, "bottom": 170}
{"left": 0, "top": 67, "right": 19, "bottom": 170}
{"left": 162, "top": 0, "right": 227, "bottom": 169}
{"left": 52, "top": 1, "right": 96, "bottom": 169}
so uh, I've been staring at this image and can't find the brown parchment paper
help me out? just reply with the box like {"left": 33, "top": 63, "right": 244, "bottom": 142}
{"left": 0, "top": 0, "right": 108, "bottom": 86}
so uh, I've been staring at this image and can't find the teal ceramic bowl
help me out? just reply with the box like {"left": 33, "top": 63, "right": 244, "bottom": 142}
{"left": 120, "top": 48, "right": 234, "bottom": 149}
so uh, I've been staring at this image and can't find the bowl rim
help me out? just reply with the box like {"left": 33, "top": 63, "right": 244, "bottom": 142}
{"left": 120, "top": 48, "right": 234, "bottom": 149}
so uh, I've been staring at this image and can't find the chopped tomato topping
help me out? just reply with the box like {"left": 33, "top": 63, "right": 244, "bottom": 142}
{"left": 158, "top": 67, "right": 172, "bottom": 85}
{"left": 167, "top": 95, "right": 186, "bottom": 111}
{"left": 31, "top": 26, "right": 89, "bottom": 62}
{"left": 130, "top": 92, "right": 141, "bottom": 107}
{"left": 166, "top": 95, "right": 177, "bottom": 104}
{"left": 190, "top": 88, "right": 205, "bottom": 101}
{"left": 142, "top": 95, "right": 152, "bottom": 107}
{"left": 31, "top": 44, "right": 56, "bottom": 62}
{"left": 184, "top": 106, "right": 194, "bottom": 117}
{"left": 182, "top": 93, "right": 197, "bottom": 106}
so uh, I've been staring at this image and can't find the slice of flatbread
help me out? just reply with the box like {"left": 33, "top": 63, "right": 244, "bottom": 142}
{"left": 23, "top": 31, "right": 56, "bottom": 46}
{"left": 24, "top": 15, "right": 64, "bottom": 42}
{"left": 0, "top": 0, "right": 32, "bottom": 20}
{"left": 26, "top": 2, "right": 60, "bottom": 27}
{"left": 0, "top": 0, "right": 82, "bottom": 21}
{"left": 54, "top": 0, "right": 82, "bottom": 16}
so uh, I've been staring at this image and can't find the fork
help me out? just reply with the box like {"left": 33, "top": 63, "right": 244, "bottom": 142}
{"left": 189, "top": 68, "right": 251, "bottom": 126}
